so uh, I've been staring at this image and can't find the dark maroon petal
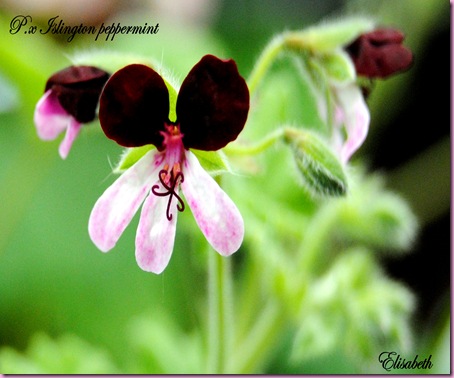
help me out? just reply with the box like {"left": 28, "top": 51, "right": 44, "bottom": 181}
{"left": 176, "top": 55, "right": 249, "bottom": 151}
{"left": 346, "top": 28, "right": 413, "bottom": 78}
{"left": 371, "top": 44, "right": 413, "bottom": 78}
{"left": 99, "top": 64, "right": 170, "bottom": 148}
{"left": 45, "top": 66, "right": 110, "bottom": 123}
{"left": 366, "top": 28, "right": 405, "bottom": 46}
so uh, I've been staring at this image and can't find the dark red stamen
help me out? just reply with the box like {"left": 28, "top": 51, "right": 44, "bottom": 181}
{"left": 151, "top": 169, "right": 185, "bottom": 221}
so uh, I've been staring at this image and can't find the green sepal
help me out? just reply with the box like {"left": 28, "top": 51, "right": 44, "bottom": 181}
{"left": 166, "top": 80, "right": 178, "bottom": 123}
{"left": 191, "top": 149, "right": 232, "bottom": 176}
{"left": 114, "top": 145, "right": 155, "bottom": 173}
{"left": 284, "top": 128, "right": 347, "bottom": 196}
{"left": 317, "top": 49, "right": 356, "bottom": 84}
{"left": 114, "top": 147, "right": 231, "bottom": 177}
{"left": 285, "top": 16, "right": 375, "bottom": 52}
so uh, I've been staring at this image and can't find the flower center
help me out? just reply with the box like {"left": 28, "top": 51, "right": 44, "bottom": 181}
{"left": 161, "top": 123, "right": 184, "bottom": 150}
{"left": 151, "top": 163, "right": 185, "bottom": 221}
{"left": 151, "top": 123, "right": 187, "bottom": 221}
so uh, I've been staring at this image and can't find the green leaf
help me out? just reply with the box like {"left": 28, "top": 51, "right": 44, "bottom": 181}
{"left": 337, "top": 174, "right": 418, "bottom": 252}
{"left": 285, "top": 16, "right": 375, "bottom": 52}
{"left": 191, "top": 149, "right": 232, "bottom": 176}
{"left": 284, "top": 129, "right": 347, "bottom": 196}
{"left": 0, "top": 333, "right": 119, "bottom": 374}
{"left": 317, "top": 50, "right": 356, "bottom": 84}
{"left": 292, "top": 248, "right": 414, "bottom": 363}
{"left": 292, "top": 248, "right": 415, "bottom": 364}
{"left": 128, "top": 313, "right": 203, "bottom": 374}
{"left": 114, "top": 145, "right": 155, "bottom": 173}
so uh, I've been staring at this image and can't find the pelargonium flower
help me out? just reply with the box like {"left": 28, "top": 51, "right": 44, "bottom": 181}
{"left": 89, "top": 55, "right": 249, "bottom": 273}
{"left": 34, "top": 66, "right": 110, "bottom": 158}
{"left": 330, "top": 28, "right": 413, "bottom": 162}
{"left": 346, "top": 28, "right": 413, "bottom": 78}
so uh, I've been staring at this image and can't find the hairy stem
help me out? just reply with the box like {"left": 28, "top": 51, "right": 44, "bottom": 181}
{"left": 207, "top": 249, "right": 234, "bottom": 373}
{"left": 247, "top": 34, "right": 286, "bottom": 97}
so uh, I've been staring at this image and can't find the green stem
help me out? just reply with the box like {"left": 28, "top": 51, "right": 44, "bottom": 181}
{"left": 224, "top": 128, "right": 285, "bottom": 156}
{"left": 298, "top": 201, "right": 340, "bottom": 274}
{"left": 230, "top": 301, "right": 285, "bottom": 373}
{"left": 207, "top": 249, "right": 233, "bottom": 373}
{"left": 246, "top": 30, "right": 322, "bottom": 97}
{"left": 225, "top": 126, "right": 307, "bottom": 157}
{"left": 247, "top": 34, "right": 286, "bottom": 97}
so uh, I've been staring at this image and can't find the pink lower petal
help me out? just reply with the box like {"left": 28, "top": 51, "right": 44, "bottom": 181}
{"left": 335, "top": 85, "right": 370, "bottom": 162}
{"left": 331, "top": 105, "right": 345, "bottom": 157}
{"left": 181, "top": 151, "right": 244, "bottom": 256}
{"left": 58, "top": 117, "right": 82, "bottom": 159}
{"left": 135, "top": 187, "right": 178, "bottom": 274}
{"left": 34, "top": 90, "right": 70, "bottom": 140}
{"left": 89, "top": 150, "right": 162, "bottom": 252}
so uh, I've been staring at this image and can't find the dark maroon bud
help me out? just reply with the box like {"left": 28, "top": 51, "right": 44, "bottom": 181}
{"left": 99, "top": 64, "right": 170, "bottom": 149}
{"left": 177, "top": 55, "right": 249, "bottom": 151}
{"left": 346, "top": 28, "right": 413, "bottom": 78}
{"left": 45, "top": 66, "right": 110, "bottom": 123}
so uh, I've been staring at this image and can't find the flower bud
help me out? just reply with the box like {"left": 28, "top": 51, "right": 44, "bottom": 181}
{"left": 346, "top": 28, "right": 413, "bottom": 78}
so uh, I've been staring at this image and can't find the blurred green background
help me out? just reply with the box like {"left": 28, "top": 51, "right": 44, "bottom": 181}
{"left": 0, "top": 0, "right": 449, "bottom": 374}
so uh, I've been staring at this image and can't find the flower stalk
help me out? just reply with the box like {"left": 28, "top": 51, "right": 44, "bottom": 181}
{"left": 247, "top": 34, "right": 285, "bottom": 97}
{"left": 207, "top": 246, "right": 234, "bottom": 374}
{"left": 224, "top": 128, "right": 285, "bottom": 156}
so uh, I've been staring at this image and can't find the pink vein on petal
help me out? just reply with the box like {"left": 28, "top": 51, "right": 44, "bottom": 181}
{"left": 34, "top": 90, "right": 70, "bottom": 140}
{"left": 58, "top": 117, "right": 82, "bottom": 159}
{"left": 335, "top": 85, "right": 370, "bottom": 162}
{"left": 135, "top": 186, "right": 178, "bottom": 273}
{"left": 181, "top": 151, "right": 244, "bottom": 255}
{"left": 89, "top": 150, "right": 161, "bottom": 252}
